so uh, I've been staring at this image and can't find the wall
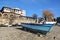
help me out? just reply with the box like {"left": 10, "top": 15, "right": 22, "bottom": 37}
{"left": 0, "top": 12, "right": 36, "bottom": 26}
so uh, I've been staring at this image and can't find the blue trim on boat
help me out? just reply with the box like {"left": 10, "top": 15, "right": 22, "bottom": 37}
{"left": 21, "top": 23, "right": 55, "bottom": 34}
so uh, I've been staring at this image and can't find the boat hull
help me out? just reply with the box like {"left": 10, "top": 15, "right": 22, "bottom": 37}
{"left": 21, "top": 22, "right": 55, "bottom": 34}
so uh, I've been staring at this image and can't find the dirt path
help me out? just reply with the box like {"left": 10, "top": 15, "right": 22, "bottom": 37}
{"left": 0, "top": 26, "right": 60, "bottom": 40}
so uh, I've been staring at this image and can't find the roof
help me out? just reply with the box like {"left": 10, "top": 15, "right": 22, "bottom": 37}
{"left": 1, "top": 6, "right": 22, "bottom": 11}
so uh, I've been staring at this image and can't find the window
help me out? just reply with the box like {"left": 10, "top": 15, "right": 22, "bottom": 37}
{"left": 10, "top": 9, "right": 14, "bottom": 12}
{"left": 14, "top": 10, "right": 19, "bottom": 13}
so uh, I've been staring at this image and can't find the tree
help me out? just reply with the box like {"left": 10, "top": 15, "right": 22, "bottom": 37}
{"left": 32, "top": 14, "right": 38, "bottom": 23}
{"left": 43, "top": 10, "right": 54, "bottom": 21}
{"left": 32, "top": 14, "right": 38, "bottom": 19}
{"left": 57, "top": 17, "right": 60, "bottom": 23}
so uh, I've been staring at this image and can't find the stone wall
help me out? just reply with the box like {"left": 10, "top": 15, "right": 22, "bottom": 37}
{"left": 0, "top": 12, "right": 36, "bottom": 26}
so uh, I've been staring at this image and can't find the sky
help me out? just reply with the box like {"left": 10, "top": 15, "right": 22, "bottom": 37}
{"left": 0, "top": 0, "right": 60, "bottom": 17}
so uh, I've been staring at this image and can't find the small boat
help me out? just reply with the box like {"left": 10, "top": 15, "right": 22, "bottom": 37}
{"left": 21, "top": 22, "right": 56, "bottom": 35}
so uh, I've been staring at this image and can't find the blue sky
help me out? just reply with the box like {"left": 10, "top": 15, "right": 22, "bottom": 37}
{"left": 0, "top": 0, "right": 60, "bottom": 17}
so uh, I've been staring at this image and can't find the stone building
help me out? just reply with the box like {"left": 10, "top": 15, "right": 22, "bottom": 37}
{"left": 0, "top": 7, "right": 36, "bottom": 26}
{"left": 0, "top": 6, "right": 26, "bottom": 16}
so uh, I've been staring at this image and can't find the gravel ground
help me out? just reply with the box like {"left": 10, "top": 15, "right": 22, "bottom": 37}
{"left": 0, "top": 25, "right": 60, "bottom": 40}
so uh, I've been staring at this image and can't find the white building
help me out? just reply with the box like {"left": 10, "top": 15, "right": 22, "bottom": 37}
{"left": 1, "top": 6, "right": 26, "bottom": 16}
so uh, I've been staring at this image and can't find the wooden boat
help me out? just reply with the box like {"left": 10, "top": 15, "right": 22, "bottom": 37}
{"left": 21, "top": 22, "right": 56, "bottom": 35}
